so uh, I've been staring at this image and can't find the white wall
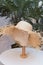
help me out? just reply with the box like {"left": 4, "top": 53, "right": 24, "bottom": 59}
{"left": 0, "top": 16, "right": 15, "bottom": 54}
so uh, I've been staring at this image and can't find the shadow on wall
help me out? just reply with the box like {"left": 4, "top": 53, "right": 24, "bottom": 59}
{"left": 0, "top": 62, "right": 4, "bottom": 65}
{"left": 0, "top": 35, "right": 15, "bottom": 54}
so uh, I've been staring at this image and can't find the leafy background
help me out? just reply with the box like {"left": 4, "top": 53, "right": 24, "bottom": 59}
{"left": 0, "top": 0, "right": 43, "bottom": 31}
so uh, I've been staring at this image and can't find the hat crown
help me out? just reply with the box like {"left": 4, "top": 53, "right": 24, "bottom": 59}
{"left": 16, "top": 21, "right": 32, "bottom": 32}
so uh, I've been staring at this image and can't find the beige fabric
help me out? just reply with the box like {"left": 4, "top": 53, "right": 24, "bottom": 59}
{"left": 0, "top": 21, "right": 41, "bottom": 48}
{"left": 15, "top": 21, "right": 32, "bottom": 32}
{"left": 0, "top": 26, "right": 41, "bottom": 48}
{"left": 28, "top": 32, "right": 41, "bottom": 48}
{"left": 2, "top": 26, "right": 29, "bottom": 46}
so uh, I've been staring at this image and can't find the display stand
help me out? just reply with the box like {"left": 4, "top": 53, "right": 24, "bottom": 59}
{"left": 0, "top": 48, "right": 43, "bottom": 65}
{"left": 21, "top": 46, "right": 27, "bottom": 58}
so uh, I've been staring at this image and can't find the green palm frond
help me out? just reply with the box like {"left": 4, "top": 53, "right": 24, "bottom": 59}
{"left": 0, "top": 0, "right": 43, "bottom": 21}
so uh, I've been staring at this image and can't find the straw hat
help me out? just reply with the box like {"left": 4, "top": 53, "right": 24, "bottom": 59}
{"left": 0, "top": 21, "right": 41, "bottom": 48}
{"left": 15, "top": 21, "right": 41, "bottom": 48}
